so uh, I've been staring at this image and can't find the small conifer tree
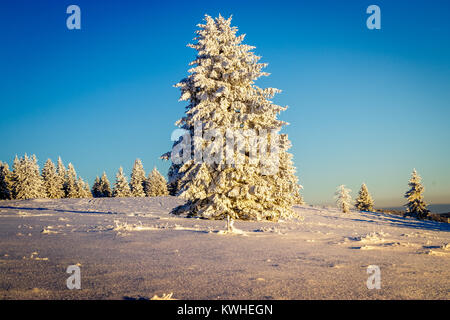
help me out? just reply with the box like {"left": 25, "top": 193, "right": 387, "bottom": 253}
{"left": 55, "top": 157, "right": 67, "bottom": 198}
{"left": 99, "top": 172, "right": 112, "bottom": 197}
{"left": 130, "top": 159, "right": 146, "bottom": 197}
{"left": 335, "top": 185, "right": 352, "bottom": 213}
{"left": 82, "top": 179, "right": 92, "bottom": 198}
{"left": 0, "top": 161, "right": 13, "bottom": 200}
{"left": 113, "top": 167, "right": 131, "bottom": 197}
{"left": 355, "top": 183, "right": 374, "bottom": 212}
{"left": 75, "top": 177, "right": 91, "bottom": 198}
{"left": 12, "top": 154, "right": 45, "bottom": 199}
{"left": 404, "top": 169, "right": 429, "bottom": 219}
{"left": 144, "top": 167, "right": 169, "bottom": 197}
{"left": 42, "top": 159, "right": 61, "bottom": 198}
{"left": 91, "top": 176, "right": 102, "bottom": 198}
{"left": 64, "top": 163, "right": 78, "bottom": 198}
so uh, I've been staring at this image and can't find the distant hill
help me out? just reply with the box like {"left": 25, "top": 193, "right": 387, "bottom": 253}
{"left": 377, "top": 205, "right": 450, "bottom": 223}
{"left": 381, "top": 204, "right": 450, "bottom": 214}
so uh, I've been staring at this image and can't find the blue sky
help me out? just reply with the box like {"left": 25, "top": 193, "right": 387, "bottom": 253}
{"left": 0, "top": 0, "right": 449, "bottom": 207}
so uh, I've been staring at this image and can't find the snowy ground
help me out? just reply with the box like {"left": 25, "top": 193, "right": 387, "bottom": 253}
{"left": 0, "top": 196, "right": 448, "bottom": 300}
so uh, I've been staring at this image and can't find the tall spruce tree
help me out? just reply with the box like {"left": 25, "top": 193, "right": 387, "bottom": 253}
{"left": 0, "top": 161, "right": 12, "bottom": 200}
{"left": 99, "top": 172, "right": 112, "bottom": 197}
{"left": 144, "top": 167, "right": 169, "bottom": 197}
{"left": 91, "top": 176, "right": 102, "bottom": 198}
{"left": 82, "top": 179, "right": 92, "bottom": 198}
{"left": 335, "top": 185, "right": 352, "bottom": 213}
{"left": 404, "top": 169, "right": 429, "bottom": 219}
{"left": 30, "top": 155, "right": 45, "bottom": 198}
{"left": 12, "top": 154, "right": 45, "bottom": 199}
{"left": 55, "top": 157, "right": 67, "bottom": 198}
{"left": 76, "top": 177, "right": 91, "bottom": 198}
{"left": 11, "top": 156, "right": 21, "bottom": 199}
{"left": 64, "top": 163, "right": 79, "bottom": 198}
{"left": 279, "top": 135, "right": 304, "bottom": 206}
{"left": 355, "top": 183, "right": 374, "bottom": 212}
{"left": 130, "top": 159, "right": 146, "bottom": 197}
{"left": 113, "top": 167, "right": 131, "bottom": 197}
{"left": 162, "top": 15, "right": 300, "bottom": 221}
{"left": 295, "top": 191, "right": 305, "bottom": 205}
{"left": 42, "top": 159, "right": 61, "bottom": 198}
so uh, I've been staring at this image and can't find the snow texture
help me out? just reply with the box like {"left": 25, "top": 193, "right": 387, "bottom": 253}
{"left": 0, "top": 196, "right": 448, "bottom": 299}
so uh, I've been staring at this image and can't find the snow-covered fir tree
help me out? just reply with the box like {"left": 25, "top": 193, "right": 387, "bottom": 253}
{"left": 55, "top": 157, "right": 67, "bottom": 199}
{"left": 64, "top": 163, "right": 79, "bottom": 198}
{"left": 99, "top": 172, "right": 112, "bottom": 197}
{"left": 404, "top": 169, "right": 429, "bottom": 219}
{"left": 295, "top": 191, "right": 305, "bottom": 205}
{"left": 144, "top": 167, "right": 169, "bottom": 197}
{"left": 11, "top": 156, "right": 21, "bottom": 199}
{"left": 91, "top": 176, "right": 102, "bottom": 198}
{"left": 130, "top": 159, "right": 146, "bottom": 197}
{"left": 0, "top": 161, "right": 13, "bottom": 200}
{"left": 30, "top": 155, "right": 45, "bottom": 198}
{"left": 279, "top": 135, "right": 304, "bottom": 205}
{"left": 335, "top": 185, "right": 352, "bottom": 213}
{"left": 113, "top": 167, "right": 131, "bottom": 197}
{"left": 83, "top": 179, "right": 92, "bottom": 198}
{"left": 74, "top": 177, "right": 84, "bottom": 198}
{"left": 42, "top": 159, "right": 62, "bottom": 198}
{"left": 11, "top": 154, "right": 45, "bottom": 199}
{"left": 162, "top": 15, "right": 301, "bottom": 221}
{"left": 355, "top": 183, "right": 374, "bottom": 212}
{"left": 76, "top": 177, "right": 92, "bottom": 198}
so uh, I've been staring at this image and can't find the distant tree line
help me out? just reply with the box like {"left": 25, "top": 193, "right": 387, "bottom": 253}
{"left": 0, "top": 154, "right": 431, "bottom": 220}
{"left": 334, "top": 169, "right": 429, "bottom": 220}
{"left": 91, "top": 159, "right": 168, "bottom": 198}
{"left": 0, "top": 155, "right": 90, "bottom": 200}
{"left": 0, "top": 155, "right": 168, "bottom": 200}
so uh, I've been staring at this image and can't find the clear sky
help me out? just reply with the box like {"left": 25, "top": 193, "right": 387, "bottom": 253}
{"left": 0, "top": 0, "right": 449, "bottom": 208}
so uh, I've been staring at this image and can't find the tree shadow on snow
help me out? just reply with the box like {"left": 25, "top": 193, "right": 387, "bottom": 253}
{"left": 351, "top": 211, "right": 450, "bottom": 232}
{"left": 122, "top": 295, "right": 150, "bottom": 300}
{"left": 0, "top": 205, "right": 119, "bottom": 215}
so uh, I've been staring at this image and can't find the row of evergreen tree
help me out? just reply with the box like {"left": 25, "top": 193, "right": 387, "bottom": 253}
{"left": 335, "top": 169, "right": 429, "bottom": 219}
{"left": 0, "top": 156, "right": 168, "bottom": 200}
{"left": 334, "top": 183, "right": 374, "bottom": 214}
{"left": 0, "top": 154, "right": 430, "bottom": 219}
{"left": 91, "top": 159, "right": 168, "bottom": 198}
{"left": 0, "top": 155, "right": 90, "bottom": 200}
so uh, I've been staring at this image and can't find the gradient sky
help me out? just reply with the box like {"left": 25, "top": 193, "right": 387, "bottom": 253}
{"left": 0, "top": 0, "right": 449, "bottom": 207}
